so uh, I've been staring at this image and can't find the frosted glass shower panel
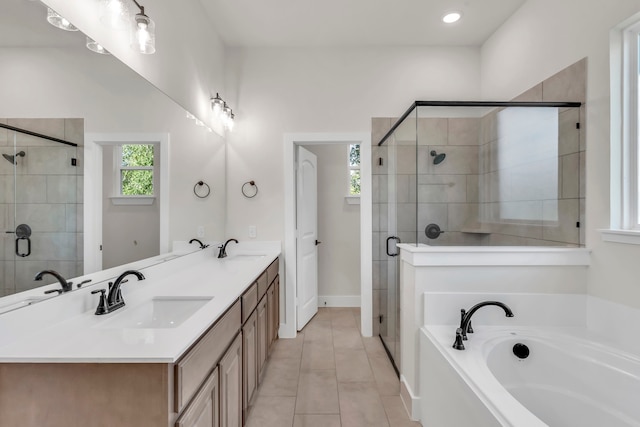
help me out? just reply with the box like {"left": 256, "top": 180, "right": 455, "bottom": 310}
{"left": 496, "top": 107, "right": 558, "bottom": 222}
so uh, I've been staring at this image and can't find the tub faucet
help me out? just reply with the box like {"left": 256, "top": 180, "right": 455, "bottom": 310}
{"left": 218, "top": 238, "right": 238, "bottom": 258}
{"left": 35, "top": 270, "right": 73, "bottom": 294}
{"left": 453, "top": 301, "right": 514, "bottom": 350}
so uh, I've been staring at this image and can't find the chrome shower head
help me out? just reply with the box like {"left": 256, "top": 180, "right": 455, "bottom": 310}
{"left": 2, "top": 151, "right": 25, "bottom": 165}
{"left": 430, "top": 150, "right": 446, "bottom": 165}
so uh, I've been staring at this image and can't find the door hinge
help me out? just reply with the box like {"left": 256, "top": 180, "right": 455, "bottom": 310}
{"left": 576, "top": 122, "right": 581, "bottom": 129}
{"left": 378, "top": 157, "right": 383, "bottom": 166}
{"left": 379, "top": 314, "right": 383, "bottom": 324}
{"left": 576, "top": 221, "right": 580, "bottom": 228}
{"left": 99, "top": 244, "right": 103, "bottom": 251}
{"left": 71, "top": 158, "right": 77, "bottom": 166}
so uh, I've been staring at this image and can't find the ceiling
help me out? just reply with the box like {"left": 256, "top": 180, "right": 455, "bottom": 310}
{"left": 199, "top": 0, "right": 527, "bottom": 48}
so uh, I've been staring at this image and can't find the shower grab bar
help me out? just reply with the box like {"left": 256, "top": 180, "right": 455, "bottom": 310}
{"left": 377, "top": 100, "right": 582, "bottom": 146}
{"left": 0, "top": 123, "right": 77, "bottom": 147}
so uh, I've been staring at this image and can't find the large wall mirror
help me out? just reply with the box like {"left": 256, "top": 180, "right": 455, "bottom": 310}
{"left": 0, "top": 0, "right": 226, "bottom": 299}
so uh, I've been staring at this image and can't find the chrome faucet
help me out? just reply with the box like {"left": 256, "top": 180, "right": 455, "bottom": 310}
{"left": 189, "top": 238, "right": 208, "bottom": 249}
{"left": 91, "top": 270, "right": 145, "bottom": 315}
{"left": 35, "top": 270, "right": 73, "bottom": 294}
{"left": 453, "top": 301, "right": 514, "bottom": 350}
{"left": 218, "top": 238, "right": 238, "bottom": 258}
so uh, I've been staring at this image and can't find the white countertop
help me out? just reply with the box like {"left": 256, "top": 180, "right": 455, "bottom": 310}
{"left": 0, "top": 242, "right": 281, "bottom": 363}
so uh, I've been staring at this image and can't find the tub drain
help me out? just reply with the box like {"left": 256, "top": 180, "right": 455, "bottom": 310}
{"left": 513, "top": 343, "right": 530, "bottom": 359}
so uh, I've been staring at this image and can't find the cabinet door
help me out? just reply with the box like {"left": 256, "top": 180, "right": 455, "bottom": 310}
{"left": 257, "top": 295, "right": 268, "bottom": 381}
{"left": 242, "top": 310, "right": 258, "bottom": 420}
{"left": 220, "top": 334, "right": 242, "bottom": 427}
{"left": 175, "top": 367, "right": 219, "bottom": 427}
{"left": 274, "top": 277, "right": 279, "bottom": 341}
{"left": 267, "top": 283, "right": 275, "bottom": 352}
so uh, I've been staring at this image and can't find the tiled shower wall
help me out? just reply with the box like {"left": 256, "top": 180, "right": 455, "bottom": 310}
{"left": 371, "top": 58, "right": 587, "bottom": 334}
{"left": 0, "top": 118, "right": 84, "bottom": 296}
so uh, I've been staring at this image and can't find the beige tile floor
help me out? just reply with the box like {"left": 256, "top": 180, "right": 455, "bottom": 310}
{"left": 246, "top": 307, "right": 422, "bottom": 427}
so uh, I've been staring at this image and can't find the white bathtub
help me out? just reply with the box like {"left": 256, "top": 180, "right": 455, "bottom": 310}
{"left": 420, "top": 326, "right": 640, "bottom": 427}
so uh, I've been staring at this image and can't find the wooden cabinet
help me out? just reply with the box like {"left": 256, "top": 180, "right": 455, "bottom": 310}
{"left": 219, "top": 334, "right": 242, "bottom": 427}
{"left": 175, "top": 301, "right": 241, "bottom": 413}
{"left": 242, "top": 310, "right": 257, "bottom": 420}
{"left": 175, "top": 368, "right": 219, "bottom": 427}
{"left": 0, "top": 256, "right": 280, "bottom": 427}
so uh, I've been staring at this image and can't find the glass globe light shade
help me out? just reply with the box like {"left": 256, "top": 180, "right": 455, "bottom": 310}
{"left": 47, "top": 8, "right": 78, "bottom": 31}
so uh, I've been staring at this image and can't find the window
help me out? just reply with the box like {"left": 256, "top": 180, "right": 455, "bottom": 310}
{"left": 603, "top": 18, "right": 640, "bottom": 243}
{"left": 117, "top": 144, "right": 154, "bottom": 196}
{"left": 349, "top": 144, "right": 360, "bottom": 196}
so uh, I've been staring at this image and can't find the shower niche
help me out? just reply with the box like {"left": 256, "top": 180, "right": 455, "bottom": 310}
{"left": 0, "top": 119, "right": 83, "bottom": 297}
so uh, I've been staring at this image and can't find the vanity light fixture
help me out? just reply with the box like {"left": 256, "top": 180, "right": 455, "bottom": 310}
{"left": 227, "top": 112, "right": 235, "bottom": 132}
{"left": 442, "top": 11, "right": 462, "bottom": 24}
{"left": 46, "top": 8, "right": 78, "bottom": 31}
{"left": 86, "top": 37, "right": 110, "bottom": 55}
{"left": 99, "top": 0, "right": 130, "bottom": 30}
{"left": 211, "top": 93, "right": 224, "bottom": 116}
{"left": 130, "top": 0, "right": 156, "bottom": 54}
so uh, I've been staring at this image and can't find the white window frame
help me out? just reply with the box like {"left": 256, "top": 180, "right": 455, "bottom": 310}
{"left": 347, "top": 143, "right": 361, "bottom": 204}
{"left": 603, "top": 17, "right": 640, "bottom": 244}
{"left": 110, "top": 142, "right": 157, "bottom": 206}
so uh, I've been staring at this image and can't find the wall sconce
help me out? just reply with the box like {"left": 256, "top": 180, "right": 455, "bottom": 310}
{"left": 99, "top": 0, "right": 156, "bottom": 54}
{"left": 86, "top": 37, "right": 110, "bottom": 55}
{"left": 130, "top": 0, "right": 156, "bottom": 54}
{"left": 46, "top": 8, "right": 78, "bottom": 31}
{"left": 210, "top": 95, "right": 235, "bottom": 132}
{"left": 211, "top": 93, "right": 224, "bottom": 116}
{"left": 99, "top": 0, "right": 130, "bottom": 30}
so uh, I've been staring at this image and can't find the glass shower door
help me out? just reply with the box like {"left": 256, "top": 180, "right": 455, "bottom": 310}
{"left": 1, "top": 122, "right": 81, "bottom": 297}
{"left": 378, "top": 109, "right": 417, "bottom": 373}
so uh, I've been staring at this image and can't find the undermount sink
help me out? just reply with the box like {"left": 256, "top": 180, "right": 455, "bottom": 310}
{"left": 97, "top": 296, "right": 212, "bottom": 329}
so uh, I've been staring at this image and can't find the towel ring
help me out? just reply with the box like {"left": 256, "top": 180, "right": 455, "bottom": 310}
{"left": 194, "top": 181, "right": 211, "bottom": 198}
{"left": 242, "top": 180, "right": 258, "bottom": 198}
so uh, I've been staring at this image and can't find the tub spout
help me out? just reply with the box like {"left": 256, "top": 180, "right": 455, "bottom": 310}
{"left": 454, "top": 301, "right": 514, "bottom": 350}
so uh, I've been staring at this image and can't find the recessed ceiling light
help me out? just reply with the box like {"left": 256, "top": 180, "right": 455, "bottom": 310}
{"left": 442, "top": 12, "right": 462, "bottom": 24}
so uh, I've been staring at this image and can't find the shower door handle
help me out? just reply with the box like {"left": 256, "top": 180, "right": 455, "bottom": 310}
{"left": 15, "top": 237, "right": 31, "bottom": 257}
{"left": 386, "top": 236, "right": 401, "bottom": 257}
{"left": 14, "top": 224, "right": 32, "bottom": 257}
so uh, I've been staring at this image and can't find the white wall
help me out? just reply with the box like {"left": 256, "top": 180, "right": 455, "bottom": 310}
{"left": 481, "top": 0, "right": 640, "bottom": 309}
{"left": 0, "top": 47, "right": 226, "bottom": 249}
{"left": 224, "top": 46, "right": 481, "bottom": 241}
{"left": 306, "top": 144, "right": 360, "bottom": 304}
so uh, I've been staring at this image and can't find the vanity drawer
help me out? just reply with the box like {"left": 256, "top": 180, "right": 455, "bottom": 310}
{"left": 257, "top": 271, "right": 268, "bottom": 299}
{"left": 267, "top": 258, "right": 279, "bottom": 285}
{"left": 174, "top": 300, "right": 241, "bottom": 413}
{"left": 241, "top": 282, "right": 258, "bottom": 324}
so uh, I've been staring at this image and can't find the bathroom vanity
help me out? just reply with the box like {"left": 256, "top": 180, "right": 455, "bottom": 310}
{"left": 0, "top": 245, "right": 281, "bottom": 427}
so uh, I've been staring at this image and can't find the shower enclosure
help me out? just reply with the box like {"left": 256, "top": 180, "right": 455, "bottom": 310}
{"left": 0, "top": 119, "right": 83, "bottom": 297}
{"left": 373, "top": 101, "right": 583, "bottom": 371}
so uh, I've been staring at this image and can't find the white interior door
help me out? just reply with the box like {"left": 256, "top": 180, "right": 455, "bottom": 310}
{"left": 296, "top": 146, "right": 319, "bottom": 330}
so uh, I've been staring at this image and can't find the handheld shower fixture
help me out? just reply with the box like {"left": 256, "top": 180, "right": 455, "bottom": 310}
{"left": 430, "top": 150, "right": 446, "bottom": 165}
{"left": 2, "top": 151, "right": 25, "bottom": 165}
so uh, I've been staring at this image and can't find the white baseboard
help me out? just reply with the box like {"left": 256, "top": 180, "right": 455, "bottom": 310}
{"left": 318, "top": 295, "right": 360, "bottom": 307}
